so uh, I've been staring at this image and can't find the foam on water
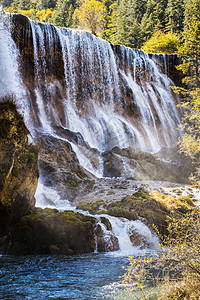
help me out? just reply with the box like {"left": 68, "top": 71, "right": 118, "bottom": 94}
{"left": 35, "top": 181, "right": 159, "bottom": 256}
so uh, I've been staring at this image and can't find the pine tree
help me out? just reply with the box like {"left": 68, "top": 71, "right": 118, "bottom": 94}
{"left": 165, "top": 0, "right": 185, "bottom": 33}
{"left": 141, "top": 0, "right": 156, "bottom": 41}
{"left": 35, "top": 0, "right": 56, "bottom": 10}
{"left": 179, "top": 0, "right": 200, "bottom": 86}
{"left": 0, "top": 0, "right": 14, "bottom": 7}
{"left": 153, "top": 0, "right": 168, "bottom": 30}
{"left": 174, "top": 0, "right": 200, "bottom": 182}
{"left": 141, "top": 0, "right": 168, "bottom": 43}
{"left": 51, "top": 0, "right": 77, "bottom": 28}
{"left": 113, "top": 0, "right": 146, "bottom": 48}
{"left": 17, "top": 0, "right": 31, "bottom": 10}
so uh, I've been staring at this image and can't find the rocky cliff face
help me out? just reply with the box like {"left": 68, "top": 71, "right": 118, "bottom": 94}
{"left": 0, "top": 100, "right": 38, "bottom": 222}
{"left": 0, "top": 101, "right": 97, "bottom": 255}
{"left": 7, "top": 13, "right": 187, "bottom": 183}
{"left": 8, "top": 13, "right": 182, "bottom": 156}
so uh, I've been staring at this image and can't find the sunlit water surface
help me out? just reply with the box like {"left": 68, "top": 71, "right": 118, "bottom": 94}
{"left": 0, "top": 253, "right": 137, "bottom": 299}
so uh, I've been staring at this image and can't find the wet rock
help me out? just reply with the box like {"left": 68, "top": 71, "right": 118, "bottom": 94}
{"left": 102, "top": 151, "right": 123, "bottom": 178}
{"left": 130, "top": 231, "right": 149, "bottom": 248}
{"left": 3, "top": 208, "right": 96, "bottom": 255}
{"left": 100, "top": 217, "right": 112, "bottom": 231}
{"left": 148, "top": 53, "right": 183, "bottom": 86}
{"left": 103, "top": 146, "right": 194, "bottom": 183}
{"left": 95, "top": 223, "right": 119, "bottom": 252}
{"left": 37, "top": 134, "right": 97, "bottom": 200}
{"left": 112, "top": 146, "right": 136, "bottom": 159}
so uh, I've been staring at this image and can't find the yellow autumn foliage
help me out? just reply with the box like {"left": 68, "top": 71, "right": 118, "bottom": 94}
{"left": 5, "top": 7, "right": 54, "bottom": 23}
{"left": 142, "top": 30, "right": 180, "bottom": 54}
{"left": 75, "top": 0, "right": 106, "bottom": 36}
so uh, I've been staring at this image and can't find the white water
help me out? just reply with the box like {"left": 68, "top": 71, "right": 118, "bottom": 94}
{"left": 0, "top": 9, "right": 28, "bottom": 117}
{"left": 0, "top": 13, "right": 182, "bottom": 177}
{"left": 35, "top": 181, "right": 159, "bottom": 256}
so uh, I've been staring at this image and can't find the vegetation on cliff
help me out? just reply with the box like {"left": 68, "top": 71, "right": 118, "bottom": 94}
{"left": 172, "top": 0, "right": 200, "bottom": 184}
{"left": 122, "top": 3, "right": 200, "bottom": 297}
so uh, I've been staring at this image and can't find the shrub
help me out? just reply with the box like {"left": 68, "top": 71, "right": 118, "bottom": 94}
{"left": 123, "top": 209, "right": 200, "bottom": 299}
{"left": 142, "top": 31, "right": 180, "bottom": 54}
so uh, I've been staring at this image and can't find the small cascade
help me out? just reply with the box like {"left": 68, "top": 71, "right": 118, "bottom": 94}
{"left": 35, "top": 180, "right": 77, "bottom": 210}
{"left": 0, "top": 13, "right": 183, "bottom": 177}
{"left": 35, "top": 181, "right": 159, "bottom": 255}
{"left": 100, "top": 215, "right": 159, "bottom": 255}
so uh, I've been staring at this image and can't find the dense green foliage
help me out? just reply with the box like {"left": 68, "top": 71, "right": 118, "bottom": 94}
{"left": 0, "top": 0, "right": 193, "bottom": 50}
{"left": 142, "top": 30, "right": 180, "bottom": 54}
{"left": 172, "top": 0, "right": 200, "bottom": 183}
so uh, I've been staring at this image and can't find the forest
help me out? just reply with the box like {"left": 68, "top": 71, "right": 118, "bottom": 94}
{"left": 0, "top": 0, "right": 189, "bottom": 51}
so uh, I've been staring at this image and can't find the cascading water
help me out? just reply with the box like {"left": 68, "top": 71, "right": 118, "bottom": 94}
{"left": 0, "top": 12, "right": 182, "bottom": 178}
{"left": 0, "top": 10, "right": 26, "bottom": 105}
{"left": 35, "top": 181, "right": 159, "bottom": 255}
{"left": 0, "top": 11, "right": 181, "bottom": 253}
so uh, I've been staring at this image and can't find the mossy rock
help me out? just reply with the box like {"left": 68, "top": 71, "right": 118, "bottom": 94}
{"left": 176, "top": 196, "right": 194, "bottom": 207}
{"left": 107, "top": 207, "right": 138, "bottom": 220}
{"left": 49, "top": 244, "right": 60, "bottom": 254}
{"left": 68, "top": 179, "right": 78, "bottom": 187}
{"left": 3, "top": 208, "right": 96, "bottom": 255}
{"left": 77, "top": 200, "right": 105, "bottom": 214}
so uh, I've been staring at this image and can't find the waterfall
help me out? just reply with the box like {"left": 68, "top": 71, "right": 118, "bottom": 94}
{"left": 1, "top": 12, "right": 180, "bottom": 253}
{"left": 35, "top": 181, "right": 159, "bottom": 255}
{"left": 0, "top": 13, "right": 182, "bottom": 177}
{"left": 0, "top": 10, "right": 26, "bottom": 103}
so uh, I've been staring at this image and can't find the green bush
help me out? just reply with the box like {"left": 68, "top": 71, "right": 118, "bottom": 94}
{"left": 123, "top": 209, "right": 200, "bottom": 299}
{"left": 142, "top": 31, "right": 180, "bottom": 54}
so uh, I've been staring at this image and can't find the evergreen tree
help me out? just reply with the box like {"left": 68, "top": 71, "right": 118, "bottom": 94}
{"left": 113, "top": 0, "right": 146, "bottom": 48}
{"left": 0, "top": 0, "right": 14, "bottom": 7}
{"left": 153, "top": 0, "right": 168, "bottom": 30}
{"left": 141, "top": 0, "right": 168, "bottom": 43}
{"left": 17, "top": 0, "right": 31, "bottom": 10}
{"left": 165, "top": 0, "right": 184, "bottom": 33}
{"left": 51, "top": 0, "right": 78, "bottom": 28}
{"left": 173, "top": 0, "right": 200, "bottom": 182}
{"left": 141, "top": 0, "right": 156, "bottom": 41}
{"left": 35, "top": 0, "right": 56, "bottom": 10}
{"left": 179, "top": 0, "right": 200, "bottom": 86}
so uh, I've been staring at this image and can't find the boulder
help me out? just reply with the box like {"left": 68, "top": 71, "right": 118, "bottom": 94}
{"left": 4, "top": 208, "right": 96, "bottom": 255}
